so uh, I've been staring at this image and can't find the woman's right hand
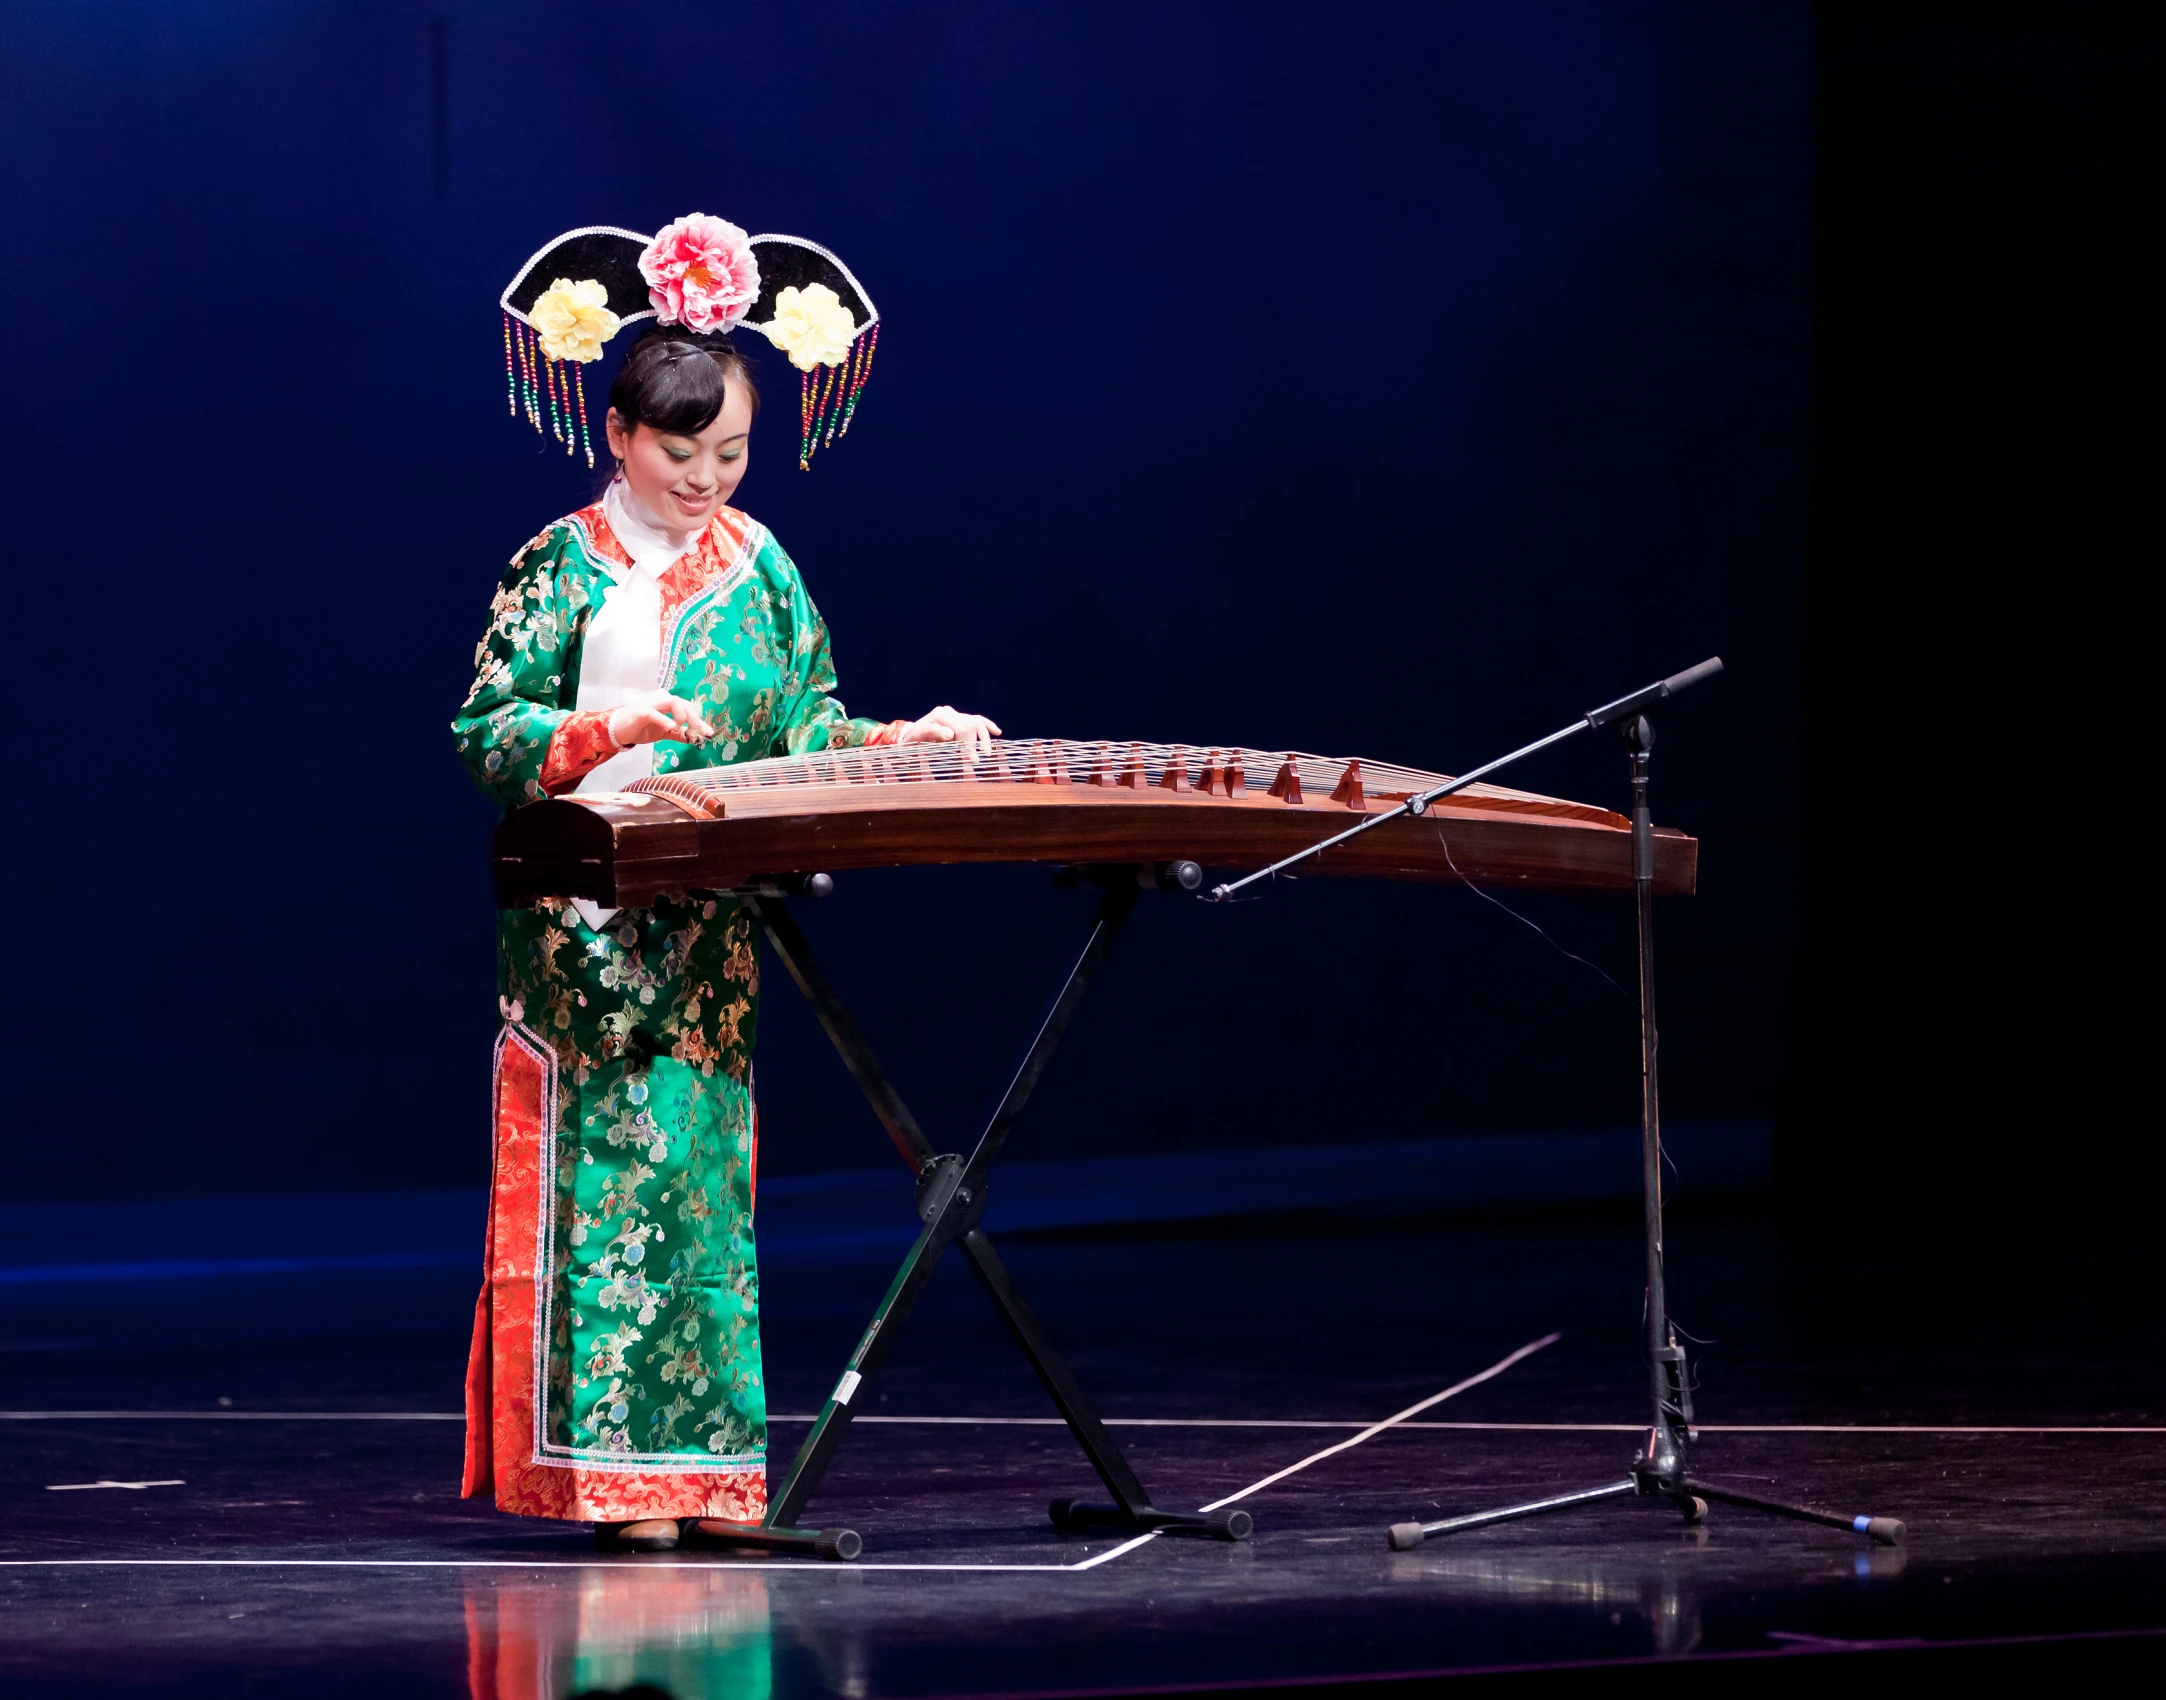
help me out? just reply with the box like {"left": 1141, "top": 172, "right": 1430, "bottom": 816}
{"left": 608, "top": 691, "right": 716, "bottom": 747}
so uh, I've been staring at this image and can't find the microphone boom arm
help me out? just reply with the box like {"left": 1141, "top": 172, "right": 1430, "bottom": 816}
{"left": 1204, "top": 657, "right": 1723, "bottom": 903}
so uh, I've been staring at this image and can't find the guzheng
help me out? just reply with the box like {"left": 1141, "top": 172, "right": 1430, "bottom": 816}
{"left": 492, "top": 737, "right": 1697, "bottom": 908}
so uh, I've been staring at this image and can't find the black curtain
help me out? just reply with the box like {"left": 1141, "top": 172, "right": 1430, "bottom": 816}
{"left": 1787, "top": 2, "right": 2160, "bottom": 1240}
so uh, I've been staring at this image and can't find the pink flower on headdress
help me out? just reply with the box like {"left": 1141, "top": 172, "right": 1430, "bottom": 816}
{"left": 638, "top": 213, "right": 762, "bottom": 332}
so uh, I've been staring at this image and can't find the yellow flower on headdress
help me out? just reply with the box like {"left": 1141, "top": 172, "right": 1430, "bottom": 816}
{"left": 759, "top": 282, "right": 857, "bottom": 372}
{"left": 530, "top": 277, "right": 621, "bottom": 363}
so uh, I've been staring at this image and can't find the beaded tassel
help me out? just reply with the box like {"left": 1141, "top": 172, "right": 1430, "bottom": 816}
{"left": 505, "top": 314, "right": 593, "bottom": 458}
{"left": 808, "top": 363, "right": 829, "bottom": 454}
{"left": 788, "top": 325, "right": 882, "bottom": 469}
{"left": 813, "top": 365, "right": 831, "bottom": 461}
{"left": 823, "top": 351, "right": 845, "bottom": 448}
{"left": 837, "top": 322, "right": 878, "bottom": 439}
{"left": 836, "top": 332, "right": 865, "bottom": 436}
{"left": 520, "top": 324, "right": 540, "bottom": 429}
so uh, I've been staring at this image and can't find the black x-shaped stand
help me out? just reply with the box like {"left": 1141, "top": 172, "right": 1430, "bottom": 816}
{"left": 688, "top": 865, "right": 1254, "bottom": 1561}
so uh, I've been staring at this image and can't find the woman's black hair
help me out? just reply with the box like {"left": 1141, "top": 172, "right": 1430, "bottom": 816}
{"left": 606, "top": 327, "right": 762, "bottom": 445}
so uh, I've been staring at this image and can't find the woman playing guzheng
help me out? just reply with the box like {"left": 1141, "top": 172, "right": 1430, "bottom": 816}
{"left": 454, "top": 213, "right": 996, "bottom": 1552}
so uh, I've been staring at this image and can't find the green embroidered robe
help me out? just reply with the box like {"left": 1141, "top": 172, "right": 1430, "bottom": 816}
{"left": 452, "top": 497, "right": 891, "bottom": 1523}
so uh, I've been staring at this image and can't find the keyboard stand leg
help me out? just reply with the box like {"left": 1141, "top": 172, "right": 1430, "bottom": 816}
{"left": 960, "top": 1224, "right": 1249, "bottom": 1540}
{"left": 723, "top": 882, "right": 1247, "bottom": 1556}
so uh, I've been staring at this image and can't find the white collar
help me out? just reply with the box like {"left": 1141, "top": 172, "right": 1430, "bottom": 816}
{"left": 602, "top": 479, "right": 702, "bottom": 578}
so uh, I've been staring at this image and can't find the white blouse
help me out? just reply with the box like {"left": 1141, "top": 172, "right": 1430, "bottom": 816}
{"left": 568, "top": 478, "right": 700, "bottom": 927}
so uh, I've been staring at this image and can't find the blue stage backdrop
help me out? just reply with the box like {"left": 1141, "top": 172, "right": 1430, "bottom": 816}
{"left": 0, "top": 1, "right": 1807, "bottom": 1198}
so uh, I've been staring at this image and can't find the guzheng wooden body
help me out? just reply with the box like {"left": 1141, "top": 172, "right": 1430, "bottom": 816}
{"left": 491, "top": 738, "right": 1697, "bottom": 909}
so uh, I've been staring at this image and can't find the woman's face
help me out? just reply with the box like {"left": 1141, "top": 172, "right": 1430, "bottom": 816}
{"left": 605, "top": 380, "right": 754, "bottom": 537}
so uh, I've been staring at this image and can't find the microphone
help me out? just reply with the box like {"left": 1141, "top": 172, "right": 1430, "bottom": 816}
{"left": 1582, "top": 657, "right": 1724, "bottom": 731}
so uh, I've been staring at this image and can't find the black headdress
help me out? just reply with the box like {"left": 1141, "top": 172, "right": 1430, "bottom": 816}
{"left": 499, "top": 214, "right": 880, "bottom": 470}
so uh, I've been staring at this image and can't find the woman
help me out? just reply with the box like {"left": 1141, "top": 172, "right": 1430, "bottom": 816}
{"left": 455, "top": 218, "right": 995, "bottom": 1552}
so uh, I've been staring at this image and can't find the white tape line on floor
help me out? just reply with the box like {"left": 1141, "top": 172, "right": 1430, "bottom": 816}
{"left": 0, "top": 1339, "right": 1564, "bottom": 1574}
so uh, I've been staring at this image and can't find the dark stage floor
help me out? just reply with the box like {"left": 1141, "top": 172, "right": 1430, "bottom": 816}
{"left": 3, "top": 1209, "right": 2160, "bottom": 1696}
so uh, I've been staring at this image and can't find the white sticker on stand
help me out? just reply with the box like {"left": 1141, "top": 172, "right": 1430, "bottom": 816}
{"left": 834, "top": 1371, "right": 862, "bottom": 1406}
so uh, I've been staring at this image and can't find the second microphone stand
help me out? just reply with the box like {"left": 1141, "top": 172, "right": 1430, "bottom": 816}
{"left": 1383, "top": 701, "right": 1905, "bottom": 1552}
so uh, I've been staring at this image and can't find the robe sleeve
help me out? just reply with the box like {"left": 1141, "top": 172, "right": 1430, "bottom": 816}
{"left": 765, "top": 540, "right": 902, "bottom": 756}
{"left": 451, "top": 527, "right": 599, "bottom": 807}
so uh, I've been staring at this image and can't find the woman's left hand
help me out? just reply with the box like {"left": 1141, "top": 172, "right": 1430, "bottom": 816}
{"left": 897, "top": 705, "right": 1002, "bottom": 761}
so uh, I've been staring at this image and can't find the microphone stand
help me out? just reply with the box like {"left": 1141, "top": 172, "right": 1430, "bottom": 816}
{"left": 1214, "top": 658, "right": 1906, "bottom": 1550}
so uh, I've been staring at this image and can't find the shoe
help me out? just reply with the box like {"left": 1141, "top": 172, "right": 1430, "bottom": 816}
{"left": 595, "top": 1518, "right": 680, "bottom": 1552}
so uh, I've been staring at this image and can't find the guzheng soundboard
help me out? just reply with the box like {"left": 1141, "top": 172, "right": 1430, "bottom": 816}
{"left": 492, "top": 737, "right": 1696, "bottom": 908}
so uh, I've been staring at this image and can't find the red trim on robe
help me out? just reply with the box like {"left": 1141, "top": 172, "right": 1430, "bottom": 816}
{"left": 565, "top": 498, "right": 633, "bottom": 574}
{"left": 659, "top": 507, "right": 756, "bottom": 628}
{"left": 464, "top": 1027, "right": 766, "bottom": 1524}
{"left": 538, "top": 709, "right": 623, "bottom": 795}
{"left": 864, "top": 720, "right": 909, "bottom": 747}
